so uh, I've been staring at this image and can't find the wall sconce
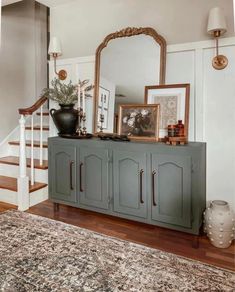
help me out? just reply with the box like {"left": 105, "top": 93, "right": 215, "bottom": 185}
{"left": 207, "top": 7, "right": 228, "bottom": 70}
{"left": 48, "top": 37, "right": 67, "bottom": 80}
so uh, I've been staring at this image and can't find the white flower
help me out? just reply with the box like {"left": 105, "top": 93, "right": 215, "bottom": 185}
{"left": 141, "top": 109, "right": 148, "bottom": 116}
{"left": 130, "top": 111, "right": 137, "bottom": 117}
{"left": 123, "top": 116, "right": 128, "bottom": 124}
{"left": 127, "top": 118, "right": 135, "bottom": 127}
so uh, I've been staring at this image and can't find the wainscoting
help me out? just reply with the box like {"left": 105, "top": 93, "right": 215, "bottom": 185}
{"left": 49, "top": 37, "right": 235, "bottom": 210}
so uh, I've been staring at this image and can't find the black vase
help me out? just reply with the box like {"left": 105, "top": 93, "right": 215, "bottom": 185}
{"left": 50, "top": 104, "right": 78, "bottom": 135}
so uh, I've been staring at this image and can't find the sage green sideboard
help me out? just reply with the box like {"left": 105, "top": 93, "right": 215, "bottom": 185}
{"left": 48, "top": 137, "right": 206, "bottom": 235}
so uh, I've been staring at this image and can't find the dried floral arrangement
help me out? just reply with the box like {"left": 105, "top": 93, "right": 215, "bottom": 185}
{"left": 42, "top": 78, "right": 93, "bottom": 105}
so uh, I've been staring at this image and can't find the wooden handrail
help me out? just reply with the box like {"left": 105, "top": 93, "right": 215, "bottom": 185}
{"left": 19, "top": 96, "right": 47, "bottom": 115}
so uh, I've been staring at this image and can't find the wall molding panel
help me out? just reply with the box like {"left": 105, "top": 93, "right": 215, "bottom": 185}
{"left": 49, "top": 37, "right": 235, "bottom": 209}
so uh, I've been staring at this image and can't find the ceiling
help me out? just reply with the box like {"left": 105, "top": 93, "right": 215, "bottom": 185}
{"left": 36, "top": 0, "right": 77, "bottom": 7}
{"left": 1, "top": 0, "right": 76, "bottom": 7}
{"left": 1, "top": 0, "right": 22, "bottom": 6}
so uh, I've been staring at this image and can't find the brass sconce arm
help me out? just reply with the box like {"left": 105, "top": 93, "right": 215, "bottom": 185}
{"left": 212, "top": 30, "right": 228, "bottom": 70}
{"left": 207, "top": 7, "right": 228, "bottom": 70}
{"left": 52, "top": 53, "right": 67, "bottom": 81}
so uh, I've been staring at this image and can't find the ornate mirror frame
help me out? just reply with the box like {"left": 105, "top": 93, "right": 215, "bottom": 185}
{"left": 93, "top": 27, "right": 167, "bottom": 133}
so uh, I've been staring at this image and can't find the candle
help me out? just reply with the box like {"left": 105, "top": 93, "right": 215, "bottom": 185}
{"left": 82, "top": 89, "right": 86, "bottom": 113}
{"left": 101, "top": 94, "right": 104, "bottom": 116}
{"left": 77, "top": 84, "right": 81, "bottom": 109}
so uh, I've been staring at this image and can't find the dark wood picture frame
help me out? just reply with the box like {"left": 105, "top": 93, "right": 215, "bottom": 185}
{"left": 145, "top": 84, "right": 190, "bottom": 140}
{"left": 118, "top": 104, "right": 160, "bottom": 142}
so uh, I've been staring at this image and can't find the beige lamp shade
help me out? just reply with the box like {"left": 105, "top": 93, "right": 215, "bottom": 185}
{"left": 48, "top": 37, "right": 62, "bottom": 56}
{"left": 207, "top": 7, "right": 227, "bottom": 35}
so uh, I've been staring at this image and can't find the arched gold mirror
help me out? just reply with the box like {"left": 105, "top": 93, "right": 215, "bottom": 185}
{"left": 93, "top": 27, "right": 167, "bottom": 134}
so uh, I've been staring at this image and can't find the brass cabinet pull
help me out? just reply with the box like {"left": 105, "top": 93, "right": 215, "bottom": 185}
{"left": 152, "top": 170, "right": 157, "bottom": 206}
{"left": 80, "top": 162, "right": 84, "bottom": 192}
{"left": 70, "top": 161, "right": 74, "bottom": 190}
{"left": 140, "top": 169, "right": 144, "bottom": 204}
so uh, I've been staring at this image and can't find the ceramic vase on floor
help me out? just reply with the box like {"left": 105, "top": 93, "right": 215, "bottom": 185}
{"left": 204, "top": 200, "right": 235, "bottom": 248}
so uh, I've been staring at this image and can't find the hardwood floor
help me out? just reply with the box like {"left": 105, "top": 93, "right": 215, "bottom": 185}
{"left": 1, "top": 200, "right": 234, "bottom": 271}
{"left": 0, "top": 202, "right": 17, "bottom": 212}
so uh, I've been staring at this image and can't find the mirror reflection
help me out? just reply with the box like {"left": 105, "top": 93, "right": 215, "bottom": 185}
{"left": 96, "top": 34, "right": 162, "bottom": 133}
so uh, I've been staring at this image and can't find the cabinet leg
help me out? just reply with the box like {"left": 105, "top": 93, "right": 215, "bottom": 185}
{"left": 54, "top": 203, "right": 60, "bottom": 213}
{"left": 192, "top": 235, "right": 199, "bottom": 249}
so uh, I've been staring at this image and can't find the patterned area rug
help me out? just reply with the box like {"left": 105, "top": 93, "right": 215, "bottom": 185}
{"left": 0, "top": 211, "right": 234, "bottom": 292}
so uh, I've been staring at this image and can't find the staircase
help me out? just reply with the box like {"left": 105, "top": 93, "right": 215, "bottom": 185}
{"left": 0, "top": 97, "right": 49, "bottom": 210}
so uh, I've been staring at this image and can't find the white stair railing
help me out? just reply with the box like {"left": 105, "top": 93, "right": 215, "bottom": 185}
{"left": 18, "top": 96, "right": 47, "bottom": 211}
{"left": 39, "top": 105, "right": 43, "bottom": 165}
{"left": 30, "top": 114, "right": 35, "bottom": 186}
{"left": 18, "top": 115, "right": 29, "bottom": 211}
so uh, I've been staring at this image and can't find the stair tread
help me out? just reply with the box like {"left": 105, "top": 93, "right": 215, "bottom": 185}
{"left": 0, "top": 156, "right": 48, "bottom": 170}
{"left": 37, "top": 112, "right": 49, "bottom": 116}
{"left": 25, "top": 125, "right": 49, "bottom": 131}
{"left": 0, "top": 175, "right": 47, "bottom": 193}
{"left": 9, "top": 141, "right": 48, "bottom": 148}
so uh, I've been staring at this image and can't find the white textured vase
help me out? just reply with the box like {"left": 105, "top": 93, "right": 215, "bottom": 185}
{"left": 204, "top": 200, "right": 235, "bottom": 248}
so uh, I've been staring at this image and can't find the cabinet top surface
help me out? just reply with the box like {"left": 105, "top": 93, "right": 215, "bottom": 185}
{"left": 49, "top": 136, "right": 206, "bottom": 149}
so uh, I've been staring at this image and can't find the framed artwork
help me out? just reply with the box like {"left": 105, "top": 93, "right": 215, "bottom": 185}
{"left": 118, "top": 104, "right": 160, "bottom": 141}
{"left": 98, "top": 86, "right": 110, "bottom": 110}
{"left": 97, "top": 86, "right": 110, "bottom": 130}
{"left": 145, "top": 84, "right": 190, "bottom": 139}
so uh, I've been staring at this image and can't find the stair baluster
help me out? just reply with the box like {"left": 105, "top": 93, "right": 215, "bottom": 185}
{"left": 39, "top": 105, "right": 43, "bottom": 165}
{"left": 30, "top": 114, "right": 35, "bottom": 185}
{"left": 18, "top": 115, "right": 29, "bottom": 211}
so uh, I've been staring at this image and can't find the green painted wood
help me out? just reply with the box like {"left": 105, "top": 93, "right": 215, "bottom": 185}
{"left": 49, "top": 144, "right": 77, "bottom": 203}
{"left": 113, "top": 150, "right": 147, "bottom": 218}
{"left": 151, "top": 154, "right": 192, "bottom": 228}
{"left": 79, "top": 147, "right": 109, "bottom": 210}
{"left": 48, "top": 138, "right": 206, "bottom": 235}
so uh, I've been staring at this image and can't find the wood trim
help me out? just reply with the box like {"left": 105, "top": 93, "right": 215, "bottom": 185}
{"left": 144, "top": 83, "right": 190, "bottom": 140}
{"left": 25, "top": 126, "right": 49, "bottom": 131}
{"left": 9, "top": 140, "right": 48, "bottom": 148}
{"left": 93, "top": 27, "right": 167, "bottom": 134}
{"left": 0, "top": 175, "right": 47, "bottom": 193}
{"left": 19, "top": 96, "right": 47, "bottom": 115}
{"left": 0, "top": 156, "right": 48, "bottom": 170}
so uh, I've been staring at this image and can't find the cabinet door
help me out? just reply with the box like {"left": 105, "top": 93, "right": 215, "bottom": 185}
{"left": 113, "top": 150, "right": 147, "bottom": 218}
{"left": 49, "top": 145, "right": 77, "bottom": 203}
{"left": 79, "top": 147, "right": 109, "bottom": 210}
{"left": 151, "top": 154, "right": 191, "bottom": 228}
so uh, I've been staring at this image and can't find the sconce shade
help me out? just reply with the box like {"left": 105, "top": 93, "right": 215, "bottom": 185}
{"left": 48, "top": 37, "right": 62, "bottom": 56}
{"left": 207, "top": 7, "right": 227, "bottom": 35}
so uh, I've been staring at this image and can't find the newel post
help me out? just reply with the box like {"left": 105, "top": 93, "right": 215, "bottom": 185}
{"left": 17, "top": 114, "right": 29, "bottom": 211}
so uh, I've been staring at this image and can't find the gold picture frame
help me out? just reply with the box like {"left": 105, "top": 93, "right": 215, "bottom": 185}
{"left": 118, "top": 104, "right": 160, "bottom": 141}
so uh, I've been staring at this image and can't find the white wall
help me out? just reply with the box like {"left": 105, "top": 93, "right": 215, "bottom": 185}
{"left": 167, "top": 38, "right": 235, "bottom": 210}
{"left": 51, "top": 37, "right": 235, "bottom": 210}
{"left": 50, "top": 0, "right": 234, "bottom": 58}
{"left": 0, "top": 0, "right": 47, "bottom": 142}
